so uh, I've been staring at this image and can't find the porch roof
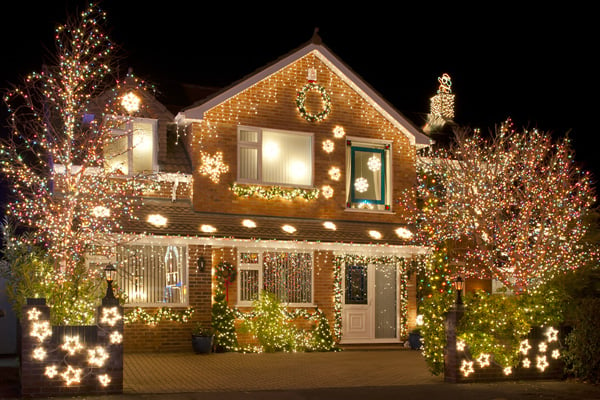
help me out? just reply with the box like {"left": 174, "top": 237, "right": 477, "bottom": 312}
{"left": 122, "top": 199, "right": 428, "bottom": 252}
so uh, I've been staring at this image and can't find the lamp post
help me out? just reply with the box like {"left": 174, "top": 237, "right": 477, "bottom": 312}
{"left": 102, "top": 264, "right": 118, "bottom": 306}
{"left": 454, "top": 276, "right": 464, "bottom": 306}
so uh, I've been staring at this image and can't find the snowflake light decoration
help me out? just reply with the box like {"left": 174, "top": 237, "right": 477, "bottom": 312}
{"left": 367, "top": 155, "right": 381, "bottom": 171}
{"left": 33, "top": 346, "right": 47, "bottom": 361}
{"left": 328, "top": 167, "right": 341, "bottom": 181}
{"left": 121, "top": 92, "right": 141, "bottom": 113}
{"left": 321, "top": 185, "right": 334, "bottom": 199}
{"left": 322, "top": 139, "right": 334, "bottom": 153}
{"left": 354, "top": 177, "right": 369, "bottom": 193}
{"left": 333, "top": 125, "right": 345, "bottom": 138}
{"left": 199, "top": 151, "right": 229, "bottom": 183}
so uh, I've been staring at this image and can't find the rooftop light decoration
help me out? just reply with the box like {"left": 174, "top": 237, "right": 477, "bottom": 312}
{"left": 242, "top": 219, "right": 257, "bottom": 228}
{"left": 282, "top": 225, "right": 297, "bottom": 234}
{"left": 323, "top": 221, "right": 337, "bottom": 230}
{"left": 147, "top": 214, "right": 167, "bottom": 227}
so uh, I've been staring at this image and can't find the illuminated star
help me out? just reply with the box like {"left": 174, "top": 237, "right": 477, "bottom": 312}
{"left": 536, "top": 355, "right": 549, "bottom": 372}
{"left": 545, "top": 327, "right": 559, "bottom": 343}
{"left": 519, "top": 339, "right": 531, "bottom": 355}
{"left": 460, "top": 360, "right": 475, "bottom": 377}
{"left": 456, "top": 340, "right": 466, "bottom": 352}
{"left": 101, "top": 307, "right": 122, "bottom": 327}
{"left": 110, "top": 330, "right": 123, "bottom": 344}
{"left": 477, "top": 353, "right": 491, "bottom": 368}
{"left": 551, "top": 349, "right": 560, "bottom": 359}
{"left": 62, "top": 335, "right": 83, "bottom": 355}
{"left": 32, "top": 346, "right": 47, "bottom": 361}
{"left": 27, "top": 308, "right": 42, "bottom": 321}
{"left": 88, "top": 346, "right": 109, "bottom": 367}
{"left": 503, "top": 366, "right": 512, "bottom": 375}
{"left": 61, "top": 366, "right": 82, "bottom": 385}
{"left": 45, "top": 365, "right": 59, "bottom": 379}
{"left": 98, "top": 374, "right": 111, "bottom": 386}
{"left": 538, "top": 342, "right": 548, "bottom": 353}
{"left": 522, "top": 358, "right": 531, "bottom": 368}
{"left": 30, "top": 321, "right": 52, "bottom": 342}
{"left": 199, "top": 151, "right": 229, "bottom": 183}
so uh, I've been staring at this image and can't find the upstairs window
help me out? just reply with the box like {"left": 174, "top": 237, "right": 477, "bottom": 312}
{"left": 104, "top": 117, "right": 157, "bottom": 175}
{"left": 238, "top": 126, "right": 313, "bottom": 187}
{"left": 346, "top": 138, "right": 392, "bottom": 211}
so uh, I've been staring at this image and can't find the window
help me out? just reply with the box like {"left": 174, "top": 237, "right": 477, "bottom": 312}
{"left": 115, "top": 244, "right": 188, "bottom": 306}
{"left": 238, "top": 126, "right": 313, "bottom": 187}
{"left": 346, "top": 138, "right": 391, "bottom": 211}
{"left": 104, "top": 116, "right": 157, "bottom": 175}
{"left": 238, "top": 250, "right": 313, "bottom": 306}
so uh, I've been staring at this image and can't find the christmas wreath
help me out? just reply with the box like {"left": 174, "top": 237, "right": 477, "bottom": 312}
{"left": 296, "top": 82, "right": 331, "bottom": 122}
{"left": 216, "top": 261, "right": 236, "bottom": 283}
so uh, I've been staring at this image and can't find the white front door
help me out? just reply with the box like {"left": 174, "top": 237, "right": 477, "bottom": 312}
{"left": 341, "top": 263, "right": 399, "bottom": 343}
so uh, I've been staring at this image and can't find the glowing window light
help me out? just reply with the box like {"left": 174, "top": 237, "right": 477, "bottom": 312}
{"left": 333, "top": 126, "right": 346, "bottom": 138}
{"left": 536, "top": 355, "right": 549, "bottom": 372}
{"left": 322, "top": 139, "right": 334, "bottom": 153}
{"left": 522, "top": 358, "right": 531, "bottom": 368}
{"left": 200, "top": 224, "right": 217, "bottom": 233}
{"left": 545, "top": 327, "right": 559, "bottom": 343}
{"left": 88, "top": 346, "right": 109, "bottom": 367}
{"left": 92, "top": 205, "right": 110, "bottom": 218}
{"left": 456, "top": 340, "right": 466, "bottom": 352}
{"left": 323, "top": 221, "right": 336, "bottom": 230}
{"left": 328, "top": 166, "right": 341, "bottom": 181}
{"left": 121, "top": 92, "right": 141, "bottom": 113}
{"left": 147, "top": 214, "right": 167, "bottom": 227}
{"left": 477, "top": 353, "right": 491, "bottom": 368}
{"left": 100, "top": 307, "right": 122, "bottom": 327}
{"left": 460, "top": 360, "right": 474, "bottom": 377}
{"left": 395, "top": 227, "right": 413, "bottom": 239}
{"left": 503, "top": 366, "right": 513, "bottom": 375}
{"left": 551, "top": 349, "right": 560, "bottom": 359}
{"left": 519, "top": 339, "right": 531, "bottom": 355}
{"left": 321, "top": 185, "right": 334, "bottom": 199}
{"left": 33, "top": 346, "right": 47, "bottom": 361}
{"left": 61, "top": 366, "right": 83, "bottom": 385}
{"left": 263, "top": 141, "right": 280, "bottom": 159}
{"left": 61, "top": 335, "right": 84, "bottom": 355}
{"left": 28, "top": 308, "right": 42, "bottom": 321}
{"left": 368, "top": 230, "right": 382, "bottom": 240}
{"left": 98, "top": 374, "right": 111, "bottom": 387}
{"left": 290, "top": 161, "right": 307, "bottom": 180}
{"left": 282, "top": 225, "right": 296, "bottom": 234}
{"left": 30, "top": 321, "right": 52, "bottom": 342}
{"left": 110, "top": 331, "right": 123, "bottom": 344}
{"left": 367, "top": 155, "right": 381, "bottom": 171}
{"left": 354, "top": 177, "right": 369, "bottom": 193}
{"left": 538, "top": 342, "right": 548, "bottom": 352}
{"left": 45, "top": 365, "right": 59, "bottom": 379}
{"left": 242, "top": 219, "right": 256, "bottom": 228}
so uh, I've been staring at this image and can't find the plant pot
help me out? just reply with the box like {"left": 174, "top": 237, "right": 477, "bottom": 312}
{"left": 408, "top": 332, "right": 422, "bottom": 350}
{"left": 191, "top": 334, "right": 214, "bottom": 354}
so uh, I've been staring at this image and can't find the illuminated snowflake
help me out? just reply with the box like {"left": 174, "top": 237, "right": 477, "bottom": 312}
{"left": 321, "top": 185, "right": 334, "bottom": 199}
{"left": 328, "top": 166, "right": 341, "bottom": 180}
{"left": 460, "top": 360, "right": 474, "bottom": 377}
{"left": 199, "top": 151, "right": 229, "bottom": 183}
{"left": 367, "top": 155, "right": 381, "bottom": 171}
{"left": 545, "top": 327, "right": 559, "bottom": 343}
{"left": 536, "top": 355, "right": 549, "bottom": 372}
{"left": 333, "top": 125, "right": 345, "bottom": 138}
{"left": 322, "top": 139, "right": 334, "bottom": 153}
{"left": 519, "top": 339, "right": 531, "bottom": 355}
{"left": 121, "top": 92, "right": 140, "bottom": 113}
{"left": 354, "top": 177, "right": 369, "bottom": 193}
{"left": 477, "top": 353, "right": 491, "bottom": 368}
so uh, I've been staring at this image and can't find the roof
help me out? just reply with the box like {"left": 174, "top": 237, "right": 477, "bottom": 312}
{"left": 176, "top": 32, "right": 431, "bottom": 148}
{"left": 122, "top": 198, "right": 428, "bottom": 254}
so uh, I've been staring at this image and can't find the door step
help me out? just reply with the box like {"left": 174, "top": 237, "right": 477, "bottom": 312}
{"left": 340, "top": 342, "right": 410, "bottom": 351}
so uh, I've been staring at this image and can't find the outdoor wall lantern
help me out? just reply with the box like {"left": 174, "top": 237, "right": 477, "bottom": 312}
{"left": 454, "top": 276, "right": 464, "bottom": 306}
{"left": 103, "top": 264, "right": 118, "bottom": 305}
{"left": 196, "top": 256, "right": 205, "bottom": 272}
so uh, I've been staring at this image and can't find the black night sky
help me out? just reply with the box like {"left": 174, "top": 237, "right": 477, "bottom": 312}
{"left": 1, "top": 1, "right": 596, "bottom": 185}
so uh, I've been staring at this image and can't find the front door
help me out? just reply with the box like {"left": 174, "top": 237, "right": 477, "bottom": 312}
{"left": 341, "top": 263, "right": 399, "bottom": 343}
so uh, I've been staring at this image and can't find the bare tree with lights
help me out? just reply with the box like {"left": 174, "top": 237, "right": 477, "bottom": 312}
{"left": 0, "top": 4, "right": 153, "bottom": 321}
{"left": 417, "top": 119, "right": 596, "bottom": 293}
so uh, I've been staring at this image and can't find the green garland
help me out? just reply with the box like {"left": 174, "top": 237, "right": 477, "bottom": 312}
{"left": 296, "top": 82, "right": 331, "bottom": 122}
{"left": 124, "top": 307, "right": 195, "bottom": 325}
{"left": 231, "top": 183, "right": 319, "bottom": 200}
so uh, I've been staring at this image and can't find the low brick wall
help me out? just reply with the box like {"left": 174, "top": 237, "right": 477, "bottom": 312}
{"left": 20, "top": 298, "right": 123, "bottom": 397}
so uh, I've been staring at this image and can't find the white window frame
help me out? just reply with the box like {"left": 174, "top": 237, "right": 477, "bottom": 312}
{"left": 237, "top": 125, "right": 315, "bottom": 188}
{"left": 105, "top": 115, "right": 158, "bottom": 175}
{"left": 236, "top": 248, "right": 315, "bottom": 307}
{"left": 345, "top": 136, "right": 393, "bottom": 212}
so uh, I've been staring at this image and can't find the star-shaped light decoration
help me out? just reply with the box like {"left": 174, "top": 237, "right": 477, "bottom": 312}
{"left": 551, "top": 349, "right": 560, "bottom": 359}
{"left": 456, "top": 340, "right": 466, "bottom": 352}
{"left": 519, "top": 339, "right": 531, "bottom": 355}
{"left": 522, "top": 358, "right": 531, "bottom": 368}
{"left": 45, "top": 365, "right": 59, "bottom": 379}
{"left": 101, "top": 307, "right": 122, "bottom": 327}
{"left": 33, "top": 346, "right": 47, "bottom": 361}
{"left": 477, "top": 353, "right": 491, "bottom": 368}
{"left": 545, "top": 327, "right": 559, "bottom": 343}
{"left": 538, "top": 342, "right": 548, "bottom": 353}
{"left": 62, "top": 335, "right": 84, "bottom": 355}
{"left": 88, "top": 346, "right": 109, "bottom": 367}
{"left": 354, "top": 177, "right": 369, "bottom": 193}
{"left": 98, "top": 374, "right": 111, "bottom": 387}
{"left": 61, "top": 366, "right": 83, "bottom": 385}
{"left": 27, "top": 308, "right": 41, "bottom": 321}
{"left": 199, "top": 151, "right": 229, "bottom": 183}
{"left": 110, "top": 330, "right": 123, "bottom": 344}
{"left": 536, "top": 355, "right": 549, "bottom": 372}
{"left": 503, "top": 366, "right": 513, "bottom": 376}
{"left": 30, "top": 321, "right": 52, "bottom": 342}
{"left": 460, "top": 360, "right": 474, "bottom": 377}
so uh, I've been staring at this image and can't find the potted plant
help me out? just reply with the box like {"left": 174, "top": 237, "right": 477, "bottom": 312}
{"left": 191, "top": 323, "right": 214, "bottom": 354}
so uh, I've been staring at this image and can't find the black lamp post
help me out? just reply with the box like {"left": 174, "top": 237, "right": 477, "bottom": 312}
{"left": 103, "top": 264, "right": 118, "bottom": 305}
{"left": 454, "top": 276, "right": 464, "bottom": 306}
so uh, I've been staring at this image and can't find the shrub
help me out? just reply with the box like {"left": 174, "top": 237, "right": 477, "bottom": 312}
{"left": 563, "top": 298, "right": 600, "bottom": 383}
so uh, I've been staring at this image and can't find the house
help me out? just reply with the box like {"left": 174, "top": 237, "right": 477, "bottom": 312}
{"left": 94, "top": 32, "right": 434, "bottom": 352}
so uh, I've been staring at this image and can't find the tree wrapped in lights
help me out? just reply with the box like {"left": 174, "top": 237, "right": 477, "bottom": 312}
{"left": 417, "top": 119, "right": 596, "bottom": 292}
{"left": 0, "top": 5, "right": 154, "bottom": 322}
